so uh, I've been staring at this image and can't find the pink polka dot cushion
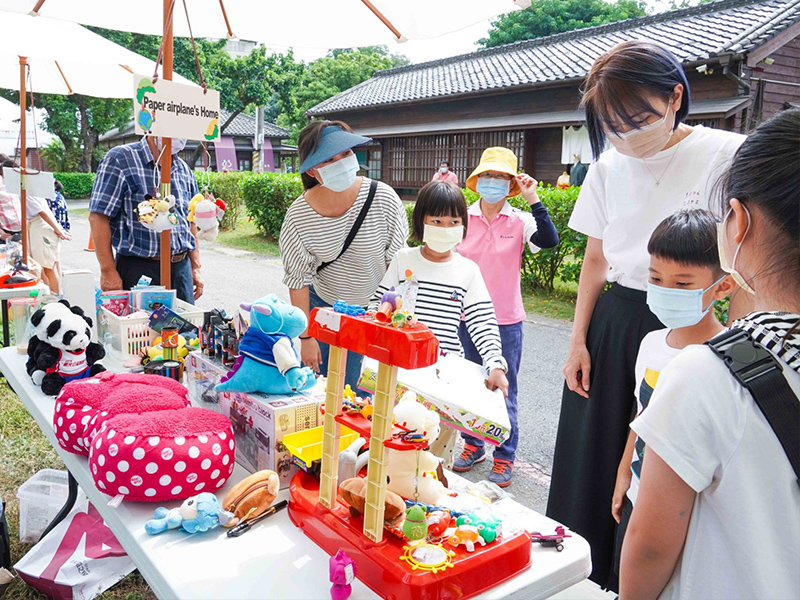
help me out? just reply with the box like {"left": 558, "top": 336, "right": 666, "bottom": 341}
{"left": 54, "top": 372, "right": 189, "bottom": 455}
{"left": 88, "top": 407, "right": 235, "bottom": 502}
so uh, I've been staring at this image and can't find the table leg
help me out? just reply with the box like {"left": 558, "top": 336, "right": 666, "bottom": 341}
{"left": 39, "top": 472, "right": 79, "bottom": 540}
{"left": 1, "top": 300, "right": 8, "bottom": 348}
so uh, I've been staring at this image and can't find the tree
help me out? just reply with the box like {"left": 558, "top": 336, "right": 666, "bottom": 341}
{"left": 478, "top": 0, "right": 647, "bottom": 48}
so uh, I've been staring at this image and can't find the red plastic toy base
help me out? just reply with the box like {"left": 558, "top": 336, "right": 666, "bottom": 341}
{"left": 289, "top": 471, "right": 532, "bottom": 600}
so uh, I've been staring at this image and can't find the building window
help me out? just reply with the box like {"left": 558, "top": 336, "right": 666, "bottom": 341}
{"left": 383, "top": 131, "right": 524, "bottom": 190}
{"left": 238, "top": 157, "right": 251, "bottom": 171}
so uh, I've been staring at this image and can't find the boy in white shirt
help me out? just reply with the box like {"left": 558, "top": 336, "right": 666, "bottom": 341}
{"left": 610, "top": 209, "right": 734, "bottom": 574}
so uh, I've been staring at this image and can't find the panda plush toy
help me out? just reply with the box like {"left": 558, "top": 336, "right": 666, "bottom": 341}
{"left": 26, "top": 299, "right": 106, "bottom": 396}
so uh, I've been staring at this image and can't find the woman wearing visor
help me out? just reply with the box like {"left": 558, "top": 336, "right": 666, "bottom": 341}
{"left": 280, "top": 120, "right": 408, "bottom": 388}
{"left": 546, "top": 41, "right": 746, "bottom": 591}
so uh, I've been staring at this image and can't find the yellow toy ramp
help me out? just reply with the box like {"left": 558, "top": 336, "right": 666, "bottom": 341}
{"left": 283, "top": 425, "right": 359, "bottom": 472}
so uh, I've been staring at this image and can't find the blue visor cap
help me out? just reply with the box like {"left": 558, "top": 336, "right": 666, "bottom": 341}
{"left": 299, "top": 126, "right": 372, "bottom": 173}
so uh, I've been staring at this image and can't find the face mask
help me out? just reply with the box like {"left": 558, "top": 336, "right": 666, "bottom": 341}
{"left": 315, "top": 153, "right": 359, "bottom": 192}
{"left": 476, "top": 178, "right": 511, "bottom": 204}
{"left": 607, "top": 105, "right": 674, "bottom": 159}
{"left": 440, "top": 167, "right": 448, "bottom": 173}
{"left": 647, "top": 275, "right": 726, "bottom": 329}
{"left": 423, "top": 224, "right": 463, "bottom": 253}
{"left": 151, "top": 137, "right": 187, "bottom": 155}
{"left": 717, "top": 207, "right": 755, "bottom": 295}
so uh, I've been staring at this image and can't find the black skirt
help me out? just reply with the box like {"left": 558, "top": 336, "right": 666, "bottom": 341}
{"left": 546, "top": 283, "right": 662, "bottom": 591}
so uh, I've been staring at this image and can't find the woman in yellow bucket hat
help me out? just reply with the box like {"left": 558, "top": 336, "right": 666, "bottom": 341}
{"left": 454, "top": 147, "right": 559, "bottom": 487}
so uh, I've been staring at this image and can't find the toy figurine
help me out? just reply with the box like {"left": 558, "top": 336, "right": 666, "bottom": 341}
{"left": 145, "top": 493, "right": 236, "bottom": 535}
{"left": 448, "top": 523, "right": 486, "bottom": 552}
{"left": 456, "top": 512, "right": 502, "bottom": 544}
{"left": 376, "top": 287, "right": 403, "bottom": 323}
{"left": 329, "top": 549, "right": 357, "bottom": 600}
{"left": 391, "top": 310, "right": 418, "bottom": 329}
{"left": 425, "top": 510, "right": 451, "bottom": 542}
{"left": 402, "top": 504, "right": 428, "bottom": 542}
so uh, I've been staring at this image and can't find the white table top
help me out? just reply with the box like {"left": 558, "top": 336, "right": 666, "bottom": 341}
{"left": 0, "top": 281, "right": 49, "bottom": 301}
{"left": 1, "top": 348, "right": 590, "bottom": 600}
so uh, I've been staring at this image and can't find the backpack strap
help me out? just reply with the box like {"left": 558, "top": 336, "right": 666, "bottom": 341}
{"left": 317, "top": 179, "right": 378, "bottom": 274}
{"left": 706, "top": 327, "right": 800, "bottom": 488}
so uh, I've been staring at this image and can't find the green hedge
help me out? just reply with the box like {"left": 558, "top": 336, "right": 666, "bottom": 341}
{"left": 194, "top": 171, "right": 248, "bottom": 230}
{"left": 241, "top": 173, "right": 304, "bottom": 240}
{"left": 54, "top": 172, "right": 95, "bottom": 199}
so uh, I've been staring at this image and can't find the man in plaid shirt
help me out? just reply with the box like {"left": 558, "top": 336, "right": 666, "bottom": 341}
{"left": 89, "top": 137, "right": 203, "bottom": 303}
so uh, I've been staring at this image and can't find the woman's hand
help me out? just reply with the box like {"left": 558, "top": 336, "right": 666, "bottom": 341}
{"left": 301, "top": 337, "right": 323, "bottom": 373}
{"left": 516, "top": 173, "right": 540, "bottom": 205}
{"left": 612, "top": 469, "right": 632, "bottom": 523}
{"left": 487, "top": 368, "right": 509, "bottom": 398}
{"left": 563, "top": 342, "right": 591, "bottom": 398}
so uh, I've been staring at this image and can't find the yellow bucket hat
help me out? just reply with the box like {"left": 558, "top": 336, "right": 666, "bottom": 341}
{"left": 466, "top": 147, "right": 521, "bottom": 197}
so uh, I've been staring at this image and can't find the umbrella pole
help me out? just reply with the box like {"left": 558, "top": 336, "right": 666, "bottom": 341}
{"left": 159, "top": 0, "right": 173, "bottom": 290}
{"left": 19, "top": 57, "right": 28, "bottom": 265}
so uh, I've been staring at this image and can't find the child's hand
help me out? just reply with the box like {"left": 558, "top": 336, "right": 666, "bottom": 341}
{"left": 487, "top": 368, "right": 509, "bottom": 398}
{"left": 515, "top": 173, "right": 540, "bottom": 205}
{"left": 56, "top": 228, "right": 71, "bottom": 241}
{"left": 612, "top": 469, "right": 632, "bottom": 523}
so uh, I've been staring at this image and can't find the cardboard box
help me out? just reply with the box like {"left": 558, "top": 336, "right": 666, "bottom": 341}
{"left": 219, "top": 387, "right": 323, "bottom": 488}
{"left": 186, "top": 352, "right": 229, "bottom": 415}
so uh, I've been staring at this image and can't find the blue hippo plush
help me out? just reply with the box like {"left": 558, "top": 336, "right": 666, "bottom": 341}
{"left": 145, "top": 493, "right": 235, "bottom": 535}
{"left": 216, "top": 294, "right": 316, "bottom": 395}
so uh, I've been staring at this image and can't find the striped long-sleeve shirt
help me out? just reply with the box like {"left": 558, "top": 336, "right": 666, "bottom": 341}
{"left": 370, "top": 247, "right": 507, "bottom": 373}
{"left": 280, "top": 178, "right": 408, "bottom": 306}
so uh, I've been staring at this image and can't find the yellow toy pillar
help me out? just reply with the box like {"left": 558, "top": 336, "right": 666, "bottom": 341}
{"left": 362, "top": 361, "right": 398, "bottom": 542}
{"left": 319, "top": 345, "right": 347, "bottom": 509}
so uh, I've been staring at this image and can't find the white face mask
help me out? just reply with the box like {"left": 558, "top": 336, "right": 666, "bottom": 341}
{"left": 316, "top": 154, "right": 359, "bottom": 193}
{"left": 152, "top": 137, "right": 187, "bottom": 155}
{"left": 718, "top": 207, "right": 755, "bottom": 295}
{"left": 423, "top": 224, "right": 463, "bottom": 254}
{"left": 440, "top": 166, "right": 448, "bottom": 173}
{"left": 607, "top": 105, "right": 674, "bottom": 159}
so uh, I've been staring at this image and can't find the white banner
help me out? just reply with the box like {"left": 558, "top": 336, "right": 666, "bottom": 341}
{"left": 2, "top": 168, "right": 55, "bottom": 198}
{"left": 133, "top": 74, "right": 220, "bottom": 142}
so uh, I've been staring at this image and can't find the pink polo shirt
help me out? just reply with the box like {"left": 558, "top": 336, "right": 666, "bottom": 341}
{"left": 432, "top": 170, "right": 459, "bottom": 186}
{"left": 457, "top": 201, "right": 540, "bottom": 325}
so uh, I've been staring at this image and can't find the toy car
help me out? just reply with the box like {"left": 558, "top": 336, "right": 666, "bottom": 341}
{"left": 530, "top": 526, "right": 571, "bottom": 552}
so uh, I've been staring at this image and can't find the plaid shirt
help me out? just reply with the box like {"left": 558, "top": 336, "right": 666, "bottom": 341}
{"left": 0, "top": 178, "right": 22, "bottom": 233}
{"left": 89, "top": 138, "right": 198, "bottom": 258}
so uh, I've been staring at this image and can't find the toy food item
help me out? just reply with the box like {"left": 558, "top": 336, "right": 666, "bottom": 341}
{"left": 145, "top": 492, "right": 236, "bottom": 535}
{"left": 222, "top": 470, "right": 280, "bottom": 526}
{"left": 338, "top": 477, "right": 405, "bottom": 526}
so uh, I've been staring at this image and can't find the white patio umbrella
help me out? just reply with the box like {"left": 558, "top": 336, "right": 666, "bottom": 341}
{"left": 0, "top": 10, "right": 197, "bottom": 262}
{"left": 0, "top": 0, "right": 531, "bottom": 48}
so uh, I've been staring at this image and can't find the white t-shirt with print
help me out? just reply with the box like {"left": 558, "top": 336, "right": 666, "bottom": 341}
{"left": 569, "top": 126, "right": 745, "bottom": 291}
{"left": 627, "top": 328, "right": 681, "bottom": 504}
{"left": 632, "top": 345, "right": 800, "bottom": 600}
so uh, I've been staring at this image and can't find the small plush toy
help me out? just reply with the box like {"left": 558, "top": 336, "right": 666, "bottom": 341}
{"left": 329, "top": 549, "right": 357, "bottom": 600}
{"left": 386, "top": 393, "right": 446, "bottom": 504}
{"left": 338, "top": 477, "right": 405, "bottom": 526}
{"left": 188, "top": 193, "right": 227, "bottom": 242}
{"left": 136, "top": 194, "right": 177, "bottom": 232}
{"left": 26, "top": 299, "right": 105, "bottom": 396}
{"left": 402, "top": 504, "right": 428, "bottom": 542}
{"left": 145, "top": 493, "right": 236, "bottom": 535}
{"left": 216, "top": 294, "right": 316, "bottom": 395}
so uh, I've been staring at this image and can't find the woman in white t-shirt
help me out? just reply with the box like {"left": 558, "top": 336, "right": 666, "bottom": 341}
{"left": 546, "top": 40, "right": 746, "bottom": 590}
{"left": 620, "top": 108, "right": 800, "bottom": 600}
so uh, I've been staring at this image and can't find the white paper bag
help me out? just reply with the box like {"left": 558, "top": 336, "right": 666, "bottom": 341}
{"left": 14, "top": 498, "right": 134, "bottom": 600}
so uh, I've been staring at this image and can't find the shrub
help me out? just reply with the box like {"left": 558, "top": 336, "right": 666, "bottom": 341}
{"left": 194, "top": 171, "right": 248, "bottom": 230}
{"left": 54, "top": 172, "right": 95, "bottom": 199}
{"left": 241, "top": 173, "right": 304, "bottom": 240}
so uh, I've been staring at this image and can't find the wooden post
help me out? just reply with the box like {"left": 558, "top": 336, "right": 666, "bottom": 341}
{"left": 159, "top": 0, "right": 174, "bottom": 288}
{"left": 19, "top": 57, "right": 28, "bottom": 263}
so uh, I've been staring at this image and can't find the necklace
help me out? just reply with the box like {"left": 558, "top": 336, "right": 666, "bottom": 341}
{"left": 642, "top": 141, "right": 681, "bottom": 186}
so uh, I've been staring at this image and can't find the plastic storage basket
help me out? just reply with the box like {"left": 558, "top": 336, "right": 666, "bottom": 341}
{"left": 16, "top": 469, "right": 81, "bottom": 544}
{"left": 99, "top": 299, "right": 203, "bottom": 360}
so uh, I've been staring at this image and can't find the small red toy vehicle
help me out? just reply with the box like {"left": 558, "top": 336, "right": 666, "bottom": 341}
{"left": 530, "top": 525, "right": 571, "bottom": 551}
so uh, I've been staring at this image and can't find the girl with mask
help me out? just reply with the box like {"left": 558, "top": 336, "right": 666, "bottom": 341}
{"left": 280, "top": 120, "right": 408, "bottom": 389}
{"left": 453, "top": 147, "right": 558, "bottom": 487}
{"left": 620, "top": 108, "right": 800, "bottom": 600}
{"left": 369, "top": 180, "right": 509, "bottom": 468}
{"left": 547, "top": 40, "right": 746, "bottom": 591}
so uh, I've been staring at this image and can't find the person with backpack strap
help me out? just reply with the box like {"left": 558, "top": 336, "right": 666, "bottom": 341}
{"left": 619, "top": 108, "right": 800, "bottom": 600}
{"left": 280, "top": 120, "right": 408, "bottom": 389}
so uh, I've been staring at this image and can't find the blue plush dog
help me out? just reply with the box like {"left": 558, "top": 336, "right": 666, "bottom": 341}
{"left": 145, "top": 493, "right": 235, "bottom": 535}
{"left": 216, "top": 294, "right": 316, "bottom": 395}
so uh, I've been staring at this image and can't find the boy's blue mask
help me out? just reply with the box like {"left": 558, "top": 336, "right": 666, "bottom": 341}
{"left": 646, "top": 275, "right": 726, "bottom": 329}
{"left": 476, "top": 178, "right": 510, "bottom": 204}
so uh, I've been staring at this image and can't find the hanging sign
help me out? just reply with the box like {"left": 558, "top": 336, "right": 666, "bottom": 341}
{"left": 133, "top": 74, "right": 220, "bottom": 142}
{"left": 2, "top": 168, "right": 55, "bottom": 198}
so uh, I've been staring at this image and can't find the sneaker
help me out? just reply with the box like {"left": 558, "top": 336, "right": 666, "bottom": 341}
{"left": 488, "top": 459, "right": 513, "bottom": 487}
{"left": 453, "top": 444, "right": 486, "bottom": 472}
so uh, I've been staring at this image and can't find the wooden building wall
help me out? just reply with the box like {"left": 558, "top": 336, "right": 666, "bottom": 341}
{"left": 754, "top": 34, "right": 800, "bottom": 121}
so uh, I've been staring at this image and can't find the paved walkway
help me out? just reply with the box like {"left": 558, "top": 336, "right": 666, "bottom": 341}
{"left": 61, "top": 214, "right": 571, "bottom": 512}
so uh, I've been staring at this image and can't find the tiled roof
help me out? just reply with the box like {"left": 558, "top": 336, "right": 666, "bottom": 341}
{"left": 309, "top": 0, "right": 800, "bottom": 115}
